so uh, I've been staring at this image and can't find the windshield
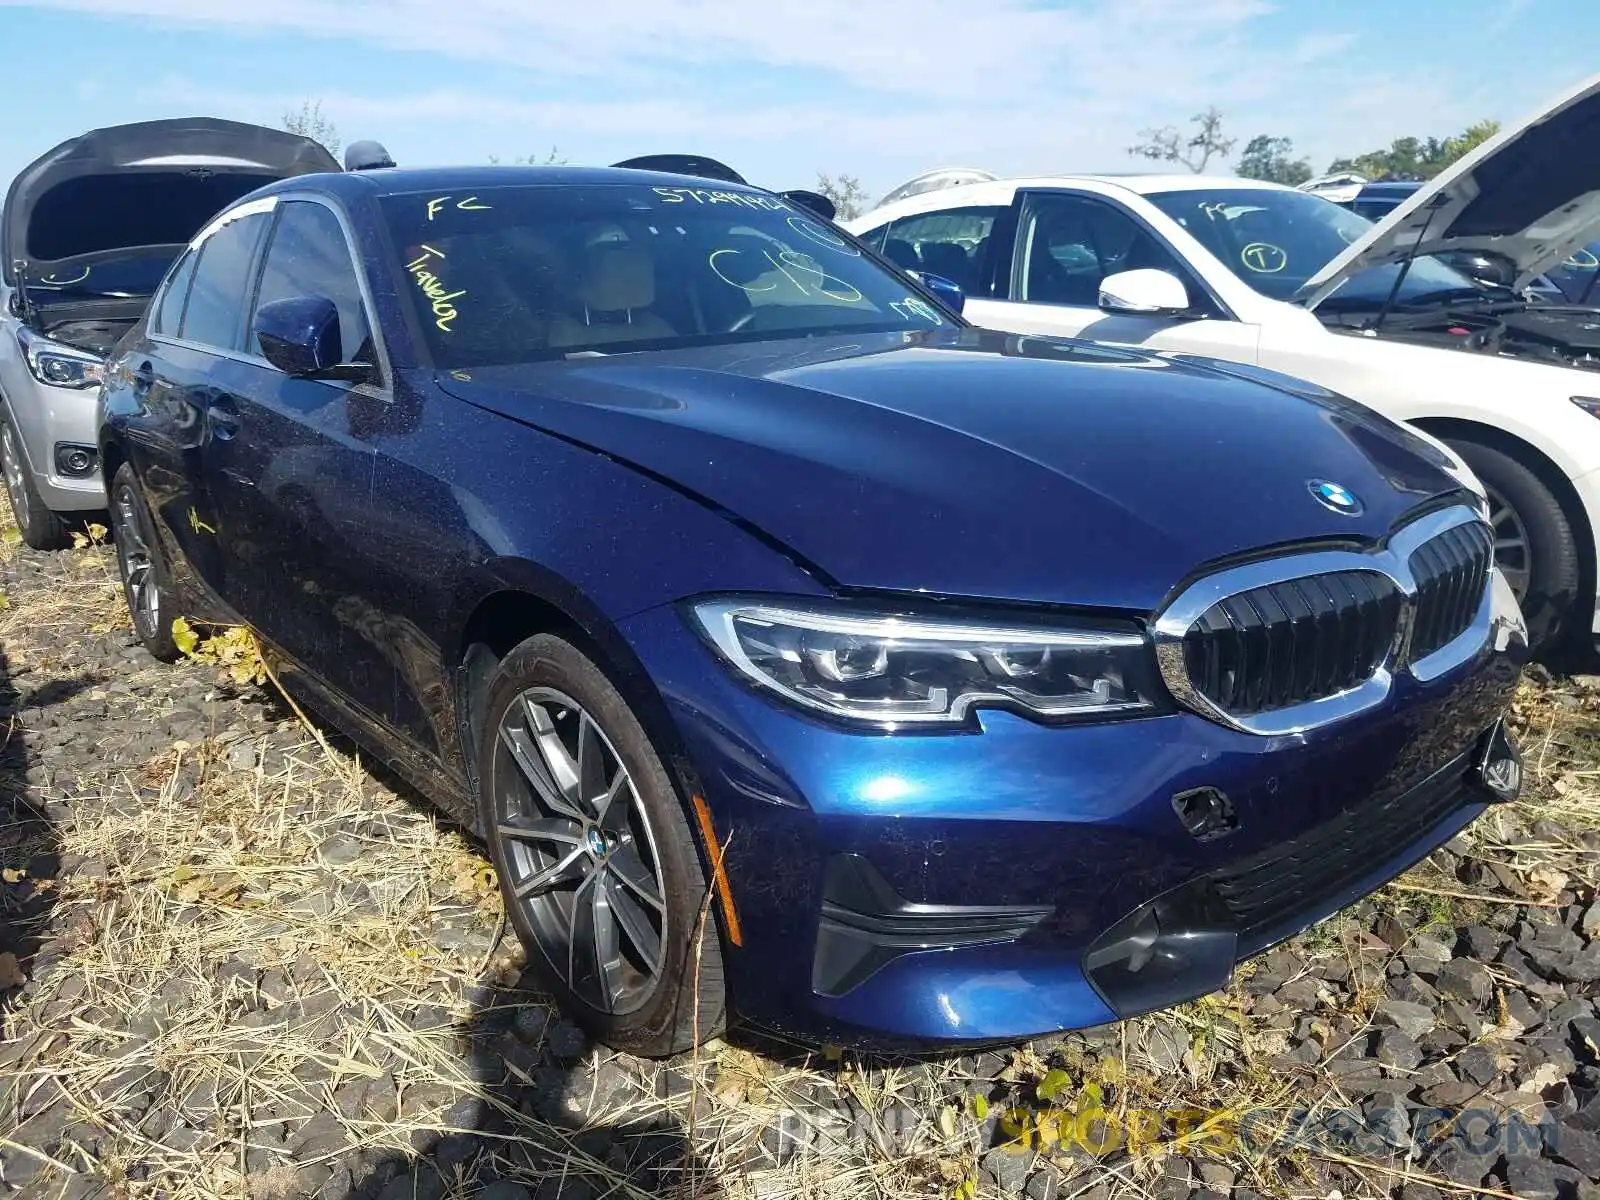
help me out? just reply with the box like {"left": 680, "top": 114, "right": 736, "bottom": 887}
{"left": 1146, "top": 187, "right": 1481, "bottom": 310}
{"left": 26, "top": 251, "right": 178, "bottom": 298}
{"left": 378, "top": 184, "right": 955, "bottom": 368}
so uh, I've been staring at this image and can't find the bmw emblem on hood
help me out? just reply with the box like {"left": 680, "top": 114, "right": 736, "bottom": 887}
{"left": 1308, "top": 479, "right": 1362, "bottom": 516}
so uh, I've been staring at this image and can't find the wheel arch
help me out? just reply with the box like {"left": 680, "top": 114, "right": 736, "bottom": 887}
{"left": 449, "top": 567, "right": 697, "bottom": 819}
{"left": 1410, "top": 416, "right": 1596, "bottom": 638}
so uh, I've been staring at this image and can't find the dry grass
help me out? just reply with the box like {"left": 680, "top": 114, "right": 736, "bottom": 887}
{"left": 0, "top": 514, "right": 1596, "bottom": 1199}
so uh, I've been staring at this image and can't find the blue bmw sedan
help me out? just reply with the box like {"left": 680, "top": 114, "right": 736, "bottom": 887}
{"left": 98, "top": 165, "right": 1528, "bottom": 1055}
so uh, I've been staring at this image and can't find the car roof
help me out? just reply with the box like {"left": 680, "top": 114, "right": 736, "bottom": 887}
{"left": 852, "top": 172, "right": 1293, "bottom": 225}
{"left": 262, "top": 163, "right": 780, "bottom": 201}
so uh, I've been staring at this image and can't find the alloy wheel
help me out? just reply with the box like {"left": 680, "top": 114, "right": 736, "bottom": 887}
{"left": 1, "top": 423, "right": 30, "bottom": 528}
{"left": 1484, "top": 484, "right": 1531, "bottom": 603}
{"left": 112, "top": 486, "right": 160, "bottom": 640}
{"left": 492, "top": 687, "right": 668, "bottom": 1015}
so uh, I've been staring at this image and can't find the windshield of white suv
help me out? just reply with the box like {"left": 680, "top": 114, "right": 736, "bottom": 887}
{"left": 379, "top": 184, "right": 956, "bottom": 368}
{"left": 1147, "top": 187, "right": 1482, "bottom": 310}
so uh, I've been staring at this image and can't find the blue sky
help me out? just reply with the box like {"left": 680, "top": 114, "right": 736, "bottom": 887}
{"left": 0, "top": 0, "right": 1589, "bottom": 203}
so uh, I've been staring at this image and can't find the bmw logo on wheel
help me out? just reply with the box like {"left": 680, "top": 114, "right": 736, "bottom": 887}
{"left": 1308, "top": 479, "right": 1363, "bottom": 516}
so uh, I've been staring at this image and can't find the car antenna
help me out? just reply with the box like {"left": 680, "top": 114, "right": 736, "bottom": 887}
{"left": 1365, "top": 195, "right": 1445, "bottom": 334}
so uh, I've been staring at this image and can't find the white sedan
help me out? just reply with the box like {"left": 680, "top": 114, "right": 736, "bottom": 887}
{"left": 845, "top": 72, "right": 1600, "bottom": 657}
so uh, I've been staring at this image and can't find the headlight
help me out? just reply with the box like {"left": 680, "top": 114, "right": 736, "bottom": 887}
{"left": 688, "top": 598, "right": 1163, "bottom": 728}
{"left": 18, "top": 328, "right": 104, "bottom": 390}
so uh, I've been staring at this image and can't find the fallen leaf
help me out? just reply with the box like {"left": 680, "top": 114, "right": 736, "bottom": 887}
{"left": 1037, "top": 1067, "right": 1073, "bottom": 1102}
{"left": 938, "top": 1105, "right": 957, "bottom": 1139}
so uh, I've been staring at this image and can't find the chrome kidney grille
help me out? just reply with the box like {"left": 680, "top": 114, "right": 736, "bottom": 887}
{"left": 1407, "top": 520, "right": 1495, "bottom": 661}
{"left": 1181, "top": 570, "right": 1403, "bottom": 715}
{"left": 1154, "top": 505, "right": 1494, "bottom": 735}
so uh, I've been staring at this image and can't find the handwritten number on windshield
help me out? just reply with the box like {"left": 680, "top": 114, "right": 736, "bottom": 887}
{"left": 710, "top": 247, "right": 863, "bottom": 303}
{"left": 890, "top": 297, "right": 943, "bottom": 325}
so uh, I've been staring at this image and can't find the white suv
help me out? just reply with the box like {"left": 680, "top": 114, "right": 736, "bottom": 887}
{"left": 0, "top": 118, "right": 337, "bottom": 547}
{"left": 845, "top": 72, "right": 1600, "bottom": 656}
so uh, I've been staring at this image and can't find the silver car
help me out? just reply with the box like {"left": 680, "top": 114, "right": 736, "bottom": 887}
{"left": 0, "top": 118, "right": 338, "bottom": 546}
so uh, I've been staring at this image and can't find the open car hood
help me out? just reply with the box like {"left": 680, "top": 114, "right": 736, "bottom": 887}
{"left": 3, "top": 117, "right": 339, "bottom": 286}
{"left": 1301, "top": 71, "right": 1600, "bottom": 308}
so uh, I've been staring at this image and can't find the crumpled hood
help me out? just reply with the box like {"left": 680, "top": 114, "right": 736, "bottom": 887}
{"left": 3, "top": 117, "right": 338, "bottom": 285}
{"left": 1301, "top": 71, "right": 1600, "bottom": 306}
{"left": 438, "top": 329, "right": 1468, "bottom": 612}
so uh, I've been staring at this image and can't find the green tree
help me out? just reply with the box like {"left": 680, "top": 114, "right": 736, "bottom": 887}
{"left": 1236, "top": 135, "right": 1313, "bottom": 186}
{"left": 282, "top": 99, "right": 340, "bottom": 157}
{"left": 1327, "top": 120, "right": 1500, "bottom": 180}
{"left": 1128, "top": 107, "right": 1235, "bottom": 173}
{"left": 816, "top": 173, "right": 869, "bottom": 221}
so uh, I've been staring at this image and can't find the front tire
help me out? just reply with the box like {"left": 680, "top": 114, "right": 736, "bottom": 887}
{"left": 109, "top": 464, "right": 180, "bottom": 662}
{"left": 1446, "top": 438, "right": 1579, "bottom": 654}
{"left": 476, "top": 633, "right": 725, "bottom": 1056}
{"left": 0, "top": 415, "right": 68, "bottom": 550}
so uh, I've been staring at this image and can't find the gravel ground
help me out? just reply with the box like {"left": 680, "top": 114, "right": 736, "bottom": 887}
{"left": 1, "top": 530, "right": 1598, "bottom": 1200}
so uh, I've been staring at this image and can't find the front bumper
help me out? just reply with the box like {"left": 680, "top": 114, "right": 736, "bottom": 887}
{"left": 618, "top": 579, "right": 1527, "bottom": 1049}
{"left": 0, "top": 364, "right": 105, "bottom": 512}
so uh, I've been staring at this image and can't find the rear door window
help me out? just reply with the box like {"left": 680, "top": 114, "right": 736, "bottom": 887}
{"left": 180, "top": 211, "right": 270, "bottom": 351}
{"left": 150, "top": 250, "right": 198, "bottom": 337}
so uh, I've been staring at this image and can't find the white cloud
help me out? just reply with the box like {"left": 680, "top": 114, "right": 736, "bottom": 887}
{"left": 6, "top": 0, "right": 1568, "bottom": 195}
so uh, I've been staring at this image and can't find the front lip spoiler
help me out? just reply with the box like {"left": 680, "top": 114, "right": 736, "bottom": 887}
{"left": 1084, "top": 719, "right": 1519, "bottom": 1020}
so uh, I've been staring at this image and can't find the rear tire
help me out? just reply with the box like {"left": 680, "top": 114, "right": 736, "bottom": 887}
{"left": 476, "top": 633, "right": 726, "bottom": 1057}
{"left": 1446, "top": 437, "right": 1579, "bottom": 655}
{"left": 109, "top": 464, "right": 180, "bottom": 662}
{"left": 0, "top": 415, "right": 68, "bottom": 550}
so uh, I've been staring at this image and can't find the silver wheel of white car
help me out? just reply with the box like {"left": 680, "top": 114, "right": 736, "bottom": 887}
{"left": 1484, "top": 484, "right": 1531, "bottom": 604}
{"left": 1448, "top": 437, "right": 1579, "bottom": 657}
{"left": 0, "top": 416, "right": 68, "bottom": 550}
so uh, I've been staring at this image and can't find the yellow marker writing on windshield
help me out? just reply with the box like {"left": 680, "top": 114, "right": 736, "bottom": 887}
{"left": 426, "top": 196, "right": 493, "bottom": 220}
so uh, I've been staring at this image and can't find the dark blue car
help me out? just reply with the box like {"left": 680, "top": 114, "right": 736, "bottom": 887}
{"left": 98, "top": 165, "right": 1528, "bottom": 1055}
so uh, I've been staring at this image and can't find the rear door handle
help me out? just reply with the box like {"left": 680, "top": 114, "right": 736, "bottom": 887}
{"left": 207, "top": 400, "right": 240, "bottom": 441}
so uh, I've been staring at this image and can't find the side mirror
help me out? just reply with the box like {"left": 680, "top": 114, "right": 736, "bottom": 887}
{"left": 911, "top": 271, "right": 965, "bottom": 314}
{"left": 1098, "top": 269, "right": 1191, "bottom": 317}
{"left": 254, "top": 296, "right": 371, "bottom": 382}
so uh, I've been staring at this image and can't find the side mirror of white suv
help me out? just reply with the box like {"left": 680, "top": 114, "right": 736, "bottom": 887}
{"left": 1099, "top": 269, "right": 1191, "bottom": 317}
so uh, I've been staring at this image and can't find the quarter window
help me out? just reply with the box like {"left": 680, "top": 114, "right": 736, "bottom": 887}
{"left": 180, "top": 211, "right": 270, "bottom": 350}
{"left": 150, "top": 250, "right": 198, "bottom": 337}
{"left": 253, "top": 201, "right": 376, "bottom": 367}
{"left": 880, "top": 206, "right": 1003, "bottom": 294}
{"left": 1016, "top": 193, "right": 1191, "bottom": 308}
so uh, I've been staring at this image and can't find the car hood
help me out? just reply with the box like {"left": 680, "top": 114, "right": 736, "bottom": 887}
{"left": 1301, "top": 71, "right": 1600, "bottom": 307}
{"left": 3, "top": 117, "right": 338, "bottom": 286}
{"left": 437, "top": 330, "right": 1469, "bottom": 611}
